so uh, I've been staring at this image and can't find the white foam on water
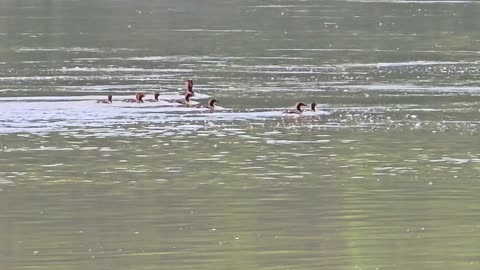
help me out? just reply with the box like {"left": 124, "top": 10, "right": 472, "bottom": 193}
{"left": 430, "top": 157, "right": 471, "bottom": 165}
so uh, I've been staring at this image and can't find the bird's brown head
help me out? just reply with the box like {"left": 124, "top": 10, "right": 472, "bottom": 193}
{"left": 136, "top": 93, "right": 144, "bottom": 102}
{"left": 295, "top": 102, "right": 307, "bottom": 112}
{"left": 154, "top": 93, "right": 160, "bottom": 101}
{"left": 310, "top": 103, "right": 317, "bottom": 112}
{"left": 208, "top": 99, "right": 218, "bottom": 108}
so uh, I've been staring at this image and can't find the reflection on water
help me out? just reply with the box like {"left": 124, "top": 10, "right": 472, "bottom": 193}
{"left": 1, "top": 0, "right": 480, "bottom": 269}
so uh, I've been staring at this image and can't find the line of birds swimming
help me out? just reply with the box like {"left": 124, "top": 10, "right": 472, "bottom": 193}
{"left": 97, "top": 79, "right": 317, "bottom": 114}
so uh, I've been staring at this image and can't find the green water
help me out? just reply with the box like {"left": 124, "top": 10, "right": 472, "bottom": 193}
{"left": 1, "top": 0, "right": 480, "bottom": 269}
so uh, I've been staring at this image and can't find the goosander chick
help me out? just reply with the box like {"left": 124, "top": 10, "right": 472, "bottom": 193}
{"left": 97, "top": 95, "right": 113, "bottom": 104}
{"left": 123, "top": 93, "right": 144, "bottom": 103}
{"left": 284, "top": 102, "right": 307, "bottom": 114}
{"left": 176, "top": 92, "right": 195, "bottom": 106}
{"left": 197, "top": 98, "right": 218, "bottom": 111}
{"left": 146, "top": 93, "right": 160, "bottom": 102}
{"left": 309, "top": 103, "right": 317, "bottom": 112}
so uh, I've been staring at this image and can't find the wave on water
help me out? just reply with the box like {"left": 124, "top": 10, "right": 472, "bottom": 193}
{"left": 57, "top": 67, "right": 194, "bottom": 73}
{"left": 341, "top": 61, "right": 478, "bottom": 68}
{"left": 332, "top": 84, "right": 480, "bottom": 93}
{"left": 14, "top": 47, "right": 136, "bottom": 53}
{"left": 1, "top": 94, "right": 479, "bottom": 137}
{"left": 124, "top": 55, "right": 245, "bottom": 62}
{"left": 0, "top": 96, "right": 330, "bottom": 135}
{"left": 267, "top": 48, "right": 367, "bottom": 52}
{"left": 343, "top": 0, "right": 473, "bottom": 3}
{"left": 250, "top": 5, "right": 327, "bottom": 8}
{"left": 173, "top": 29, "right": 258, "bottom": 33}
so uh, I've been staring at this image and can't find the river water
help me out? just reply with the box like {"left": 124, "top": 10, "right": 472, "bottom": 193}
{"left": 1, "top": 0, "right": 480, "bottom": 269}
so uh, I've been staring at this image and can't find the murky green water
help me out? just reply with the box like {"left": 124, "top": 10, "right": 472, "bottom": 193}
{"left": 1, "top": 0, "right": 480, "bottom": 269}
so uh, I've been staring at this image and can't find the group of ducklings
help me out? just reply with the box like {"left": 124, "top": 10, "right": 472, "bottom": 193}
{"left": 98, "top": 79, "right": 317, "bottom": 114}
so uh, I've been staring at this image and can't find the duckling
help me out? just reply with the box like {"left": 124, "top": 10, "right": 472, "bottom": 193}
{"left": 196, "top": 98, "right": 218, "bottom": 111}
{"left": 146, "top": 93, "right": 160, "bottom": 102}
{"left": 176, "top": 92, "right": 195, "bottom": 106}
{"left": 284, "top": 102, "right": 307, "bottom": 114}
{"left": 97, "top": 95, "right": 113, "bottom": 104}
{"left": 123, "top": 93, "right": 144, "bottom": 103}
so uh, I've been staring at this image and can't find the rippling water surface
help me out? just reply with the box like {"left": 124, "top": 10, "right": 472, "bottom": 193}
{"left": 1, "top": 0, "right": 480, "bottom": 269}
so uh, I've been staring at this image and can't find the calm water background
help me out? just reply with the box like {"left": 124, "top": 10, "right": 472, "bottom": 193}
{"left": 1, "top": 0, "right": 480, "bottom": 269}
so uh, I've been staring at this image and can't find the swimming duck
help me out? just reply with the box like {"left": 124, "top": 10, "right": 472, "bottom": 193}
{"left": 176, "top": 92, "right": 195, "bottom": 106}
{"left": 196, "top": 98, "right": 218, "bottom": 110}
{"left": 146, "top": 93, "right": 160, "bottom": 102}
{"left": 284, "top": 102, "right": 307, "bottom": 114}
{"left": 123, "top": 93, "right": 144, "bottom": 103}
{"left": 97, "top": 95, "right": 113, "bottom": 104}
